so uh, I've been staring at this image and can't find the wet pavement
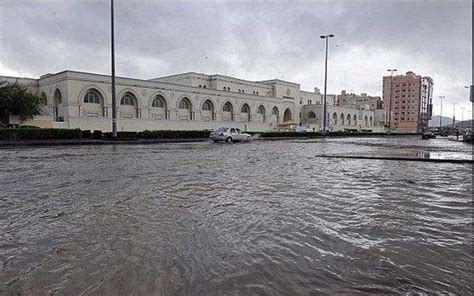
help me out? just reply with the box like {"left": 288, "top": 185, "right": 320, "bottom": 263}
{"left": 0, "top": 136, "right": 472, "bottom": 294}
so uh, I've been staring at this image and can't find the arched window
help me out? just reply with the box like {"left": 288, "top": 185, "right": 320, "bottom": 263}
{"left": 333, "top": 112, "right": 338, "bottom": 125}
{"left": 84, "top": 89, "right": 100, "bottom": 104}
{"left": 308, "top": 111, "right": 316, "bottom": 119}
{"left": 364, "top": 115, "right": 368, "bottom": 126}
{"left": 202, "top": 100, "right": 213, "bottom": 111}
{"left": 340, "top": 113, "right": 345, "bottom": 125}
{"left": 120, "top": 93, "right": 136, "bottom": 106}
{"left": 346, "top": 114, "right": 351, "bottom": 125}
{"left": 353, "top": 114, "right": 357, "bottom": 126}
{"left": 283, "top": 108, "right": 292, "bottom": 122}
{"left": 40, "top": 92, "right": 47, "bottom": 105}
{"left": 272, "top": 107, "right": 279, "bottom": 116}
{"left": 257, "top": 105, "right": 265, "bottom": 115}
{"left": 152, "top": 95, "right": 166, "bottom": 108}
{"left": 241, "top": 104, "right": 250, "bottom": 113}
{"left": 223, "top": 102, "right": 233, "bottom": 112}
{"left": 179, "top": 97, "right": 192, "bottom": 110}
{"left": 369, "top": 116, "right": 373, "bottom": 126}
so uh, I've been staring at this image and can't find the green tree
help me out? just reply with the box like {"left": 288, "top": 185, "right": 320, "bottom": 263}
{"left": 0, "top": 81, "right": 41, "bottom": 125}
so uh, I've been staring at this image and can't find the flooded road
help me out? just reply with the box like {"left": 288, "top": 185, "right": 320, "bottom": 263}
{"left": 1, "top": 136, "right": 472, "bottom": 295}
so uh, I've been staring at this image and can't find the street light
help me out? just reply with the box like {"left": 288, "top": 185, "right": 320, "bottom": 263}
{"left": 320, "top": 34, "right": 334, "bottom": 136}
{"left": 111, "top": 0, "right": 117, "bottom": 139}
{"left": 387, "top": 69, "right": 397, "bottom": 130}
{"left": 451, "top": 102, "right": 457, "bottom": 129}
{"left": 439, "top": 96, "right": 445, "bottom": 128}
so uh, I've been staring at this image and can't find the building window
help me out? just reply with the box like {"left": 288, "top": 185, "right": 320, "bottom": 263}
{"left": 84, "top": 89, "right": 101, "bottom": 104}
{"left": 121, "top": 93, "right": 135, "bottom": 106}
{"left": 223, "top": 102, "right": 232, "bottom": 112}
{"left": 179, "top": 98, "right": 191, "bottom": 110}
{"left": 152, "top": 95, "right": 166, "bottom": 108}
{"left": 199, "top": 85, "right": 202, "bottom": 88}
{"left": 203, "top": 85, "right": 207, "bottom": 89}
{"left": 202, "top": 100, "right": 213, "bottom": 111}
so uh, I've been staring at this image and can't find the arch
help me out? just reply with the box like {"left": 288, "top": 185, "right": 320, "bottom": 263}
{"left": 81, "top": 88, "right": 105, "bottom": 117}
{"left": 257, "top": 105, "right": 266, "bottom": 123}
{"left": 222, "top": 101, "right": 234, "bottom": 121}
{"left": 332, "top": 112, "right": 338, "bottom": 125}
{"left": 202, "top": 99, "right": 214, "bottom": 112}
{"left": 150, "top": 94, "right": 168, "bottom": 119}
{"left": 308, "top": 111, "right": 316, "bottom": 119}
{"left": 340, "top": 113, "right": 345, "bottom": 125}
{"left": 346, "top": 114, "right": 351, "bottom": 125}
{"left": 369, "top": 116, "right": 373, "bottom": 126}
{"left": 151, "top": 95, "right": 167, "bottom": 108}
{"left": 78, "top": 84, "right": 107, "bottom": 105}
{"left": 54, "top": 89, "right": 62, "bottom": 105}
{"left": 53, "top": 89, "right": 63, "bottom": 121}
{"left": 39, "top": 92, "right": 47, "bottom": 105}
{"left": 83, "top": 88, "right": 103, "bottom": 104}
{"left": 201, "top": 99, "right": 215, "bottom": 121}
{"left": 119, "top": 92, "right": 139, "bottom": 118}
{"left": 353, "top": 114, "right": 357, "bottom": 126}
{"left": 222, "top": 101, "right": 233, "bottom": 112}
{"left": 272, "top": 106, "right": 279, "bottom": 123}
{"left": 240, "top": 103, "right": 251, "bottom": 122}
{"left": 283, "top": 108, "right": 292, "bottom": 122}
{"left": 178, "top": 97, "right": 193, "bottom": 120}
{"left": 364, "top": 115, "right": 368, "bottom": 126}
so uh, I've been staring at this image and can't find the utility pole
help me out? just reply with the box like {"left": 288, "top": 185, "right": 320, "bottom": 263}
{"left": 451, "top": 103, "right": 457, "bottom": 128}
{"left": 439, "top": 96, "right": 445, "bottom": 128}
{"left": 320, "top": 34, "right": 334, "bottom": 136}
{"left": 387, "top": 69, "right": 397, "bottom": 131}
{"left": 460, "top": 107, "right": 466, "bottom": 130}
{"left": 111, "top": 0, "right": 117, "bottom": 139}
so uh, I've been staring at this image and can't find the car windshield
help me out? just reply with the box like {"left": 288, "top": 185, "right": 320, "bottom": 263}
{"left": 215, "top": 127, "right": 228, "bottom": 132}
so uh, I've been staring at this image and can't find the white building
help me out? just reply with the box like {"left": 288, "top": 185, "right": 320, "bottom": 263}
{"left": 1, "top": 70, "right": 384, "bottom": 133}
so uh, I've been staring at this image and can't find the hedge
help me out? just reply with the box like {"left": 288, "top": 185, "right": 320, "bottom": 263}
{"left": 0, "top": 128, "right": 82, "bottom": 141}
{"left": 138, "top": 130, "right": 211, "bottom": 139}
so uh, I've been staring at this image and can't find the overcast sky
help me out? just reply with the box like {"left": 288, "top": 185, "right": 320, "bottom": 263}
{"left": 0, "top": 0, "right": 472, "bottom": 118}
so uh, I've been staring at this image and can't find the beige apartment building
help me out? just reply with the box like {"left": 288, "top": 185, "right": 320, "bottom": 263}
{"left": 382, "top": 71, "right": 433, "bottom": 133}
{"left": 336, "top": 90, "right": 382, "bottom": 110}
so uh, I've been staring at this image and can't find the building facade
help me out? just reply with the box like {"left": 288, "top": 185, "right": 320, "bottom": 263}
{"left": 336, "top": 90, "right": 382, "bottom": 110}
{"left": 2, "top": 71, "right": 303, "bottom": 132}
{"left": 2, "top": 70, "right": 396, "bottom": 133}
{"left": 300, "top": 104, "right": 384, "bottom": 132}
{"left": 382, "top": 71, "right": 433, "bottom": 133}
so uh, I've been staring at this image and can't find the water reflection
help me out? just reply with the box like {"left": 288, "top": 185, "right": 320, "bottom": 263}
{"left": 0, "top": 136, "right": 472, "bottom": 294}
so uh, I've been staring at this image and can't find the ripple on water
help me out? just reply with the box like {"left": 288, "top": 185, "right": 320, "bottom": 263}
{"left": 0, "top": 137, "right": 472, "bottom": 294}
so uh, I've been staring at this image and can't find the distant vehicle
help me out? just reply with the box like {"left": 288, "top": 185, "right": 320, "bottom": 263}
{"left": 295, "top": 126, "right": 314, "bottom": 133}
{"left": 210, "top": 127, "right": 251, "bottom": 143}
{"left": 463, "top": 130, "right": 473, "bottom": 143}
{"left": 422, "top": 132, "right": 436, "bottom": 140}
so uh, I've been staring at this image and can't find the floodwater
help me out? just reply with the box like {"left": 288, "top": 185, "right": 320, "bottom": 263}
{"left": 1, "top": 136, "right": 472, "bottom": 295}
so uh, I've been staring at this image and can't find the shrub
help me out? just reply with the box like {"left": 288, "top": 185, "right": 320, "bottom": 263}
{"left": 92, "top": 130, "right": 102, "bottom": 140}
{"left": 0, "top": 128, "right": 82, "bottom": 141}
{"left": 81, "top": 130, "right": 92, "bottom": 139}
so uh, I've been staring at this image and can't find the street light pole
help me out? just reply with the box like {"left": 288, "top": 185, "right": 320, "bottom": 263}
{"left": 320, "top": 34, "right": 334, "bottom": 136}
{"left": 387, "top": 69, "right": 397, "bottom": 131}
{"left": 460, "top": 107, "right": 465, "bottom": 129}
{"left": 451, "top": 103, "right": 457, "bottom": 129}
{"left": 111, "top": 0, "right": 117, "bottom": 139}
{"left": 439, "top": 96, "right": 445, "bottom": 128}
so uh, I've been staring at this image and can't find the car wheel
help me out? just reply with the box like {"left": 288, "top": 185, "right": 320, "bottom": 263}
{"left": 226, "top": 137, "right": 233, "bottom": 143}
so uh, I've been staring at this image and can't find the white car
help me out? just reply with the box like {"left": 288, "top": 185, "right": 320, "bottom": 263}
{"left": 210, "top": 127, "right": 251, "bottom": 143}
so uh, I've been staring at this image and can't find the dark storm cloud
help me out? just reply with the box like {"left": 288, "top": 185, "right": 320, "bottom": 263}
{"left": 0, "top": 0, "right": 471, "bottom": 117}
